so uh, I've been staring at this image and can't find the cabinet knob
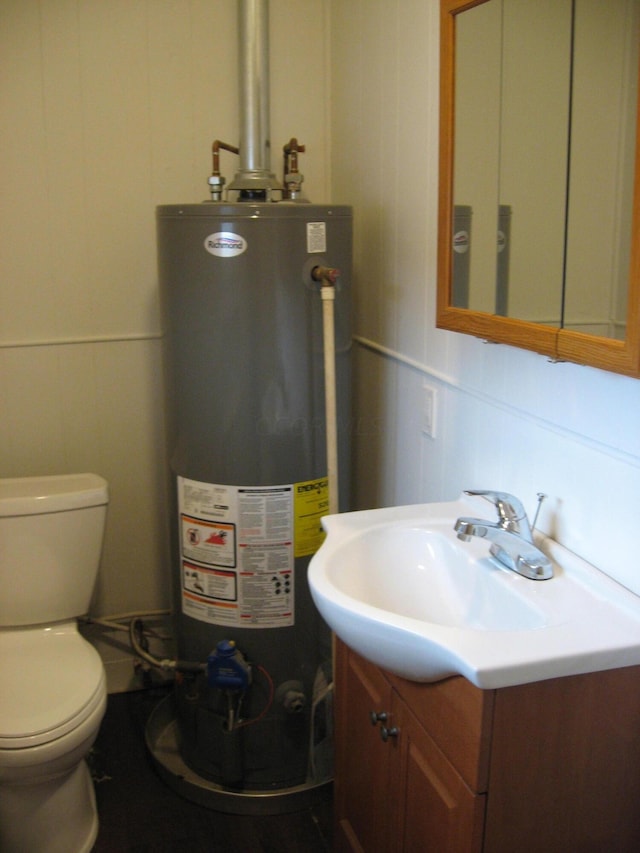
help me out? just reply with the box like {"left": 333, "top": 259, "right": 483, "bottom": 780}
{"left": 380, "top": 725, "right": 399, "bottom": 742}
{"left": 369, "top": 710, "right": 388, "bottom": 726}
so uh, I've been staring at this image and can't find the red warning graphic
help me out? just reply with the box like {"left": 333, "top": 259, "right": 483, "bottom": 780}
{"left": 181, "top": 514, "right": 236, "bottom": 568}
{"left": 206, "top": 529, "right": 228, "bottom": 546}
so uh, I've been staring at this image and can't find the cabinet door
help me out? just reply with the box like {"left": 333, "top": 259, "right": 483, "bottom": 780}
{"left": 390, "top": 697, "right": 485, "bottom": 853}
{"left": 334, "top": 642, "right": 394, "bottom": 852}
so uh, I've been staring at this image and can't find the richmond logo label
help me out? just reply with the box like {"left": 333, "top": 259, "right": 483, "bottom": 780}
{"left": 204, "top": 232, "right": 248, "bottom": 258}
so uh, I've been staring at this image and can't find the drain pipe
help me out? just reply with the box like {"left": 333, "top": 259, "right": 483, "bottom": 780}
{"left": 313, "top": 265, "right": 341, "bottom": 515}
{"left": 227, "top": 0, "right": 282, "bottom": 198}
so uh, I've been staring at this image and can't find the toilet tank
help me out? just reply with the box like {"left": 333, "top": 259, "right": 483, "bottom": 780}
{"left": 0, "top": 474, "right": 109, "bottom": 627}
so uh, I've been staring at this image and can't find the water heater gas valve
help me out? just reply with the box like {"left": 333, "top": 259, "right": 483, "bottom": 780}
{"left": 207, "top": 640, "right": 252, "bottom": 691}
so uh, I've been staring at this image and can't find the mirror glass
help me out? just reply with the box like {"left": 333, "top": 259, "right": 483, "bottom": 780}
{"left": 452, "top": 0, "right": 639, "bottom": 339}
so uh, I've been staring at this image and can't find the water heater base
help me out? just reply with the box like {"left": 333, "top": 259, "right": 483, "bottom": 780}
{"left": 145, "top": 693, "right": 332, "bottom": 816}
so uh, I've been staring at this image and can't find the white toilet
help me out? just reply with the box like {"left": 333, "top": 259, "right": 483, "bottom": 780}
{"left": 0, "top": 473, "right": 109, "bottom": 853}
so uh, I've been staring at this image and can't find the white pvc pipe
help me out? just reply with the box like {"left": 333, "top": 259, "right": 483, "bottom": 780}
{"left": 321, "top": 285, "right": 339, "bottom": 515}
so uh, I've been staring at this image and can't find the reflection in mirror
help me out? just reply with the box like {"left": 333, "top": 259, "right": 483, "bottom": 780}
{"left": 564, "top": 0, "right": 639, "bottom": 339}
{"left": 452, "top": 0, "right": 639, "bottom": 338}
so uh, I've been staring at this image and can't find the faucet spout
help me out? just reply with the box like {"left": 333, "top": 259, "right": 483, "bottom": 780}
{"left": 453, "top": 517, "right": 500, "bottom": 542}
{"left": 455, "top": 511, "right": 554, "bottom": 581}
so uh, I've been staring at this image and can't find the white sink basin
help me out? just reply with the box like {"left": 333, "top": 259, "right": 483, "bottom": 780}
{"left": 333, "top": 524, "right": 547, "bottom": 632}
{"left": 308, "top": 495, "right": 640, "bottom": 688}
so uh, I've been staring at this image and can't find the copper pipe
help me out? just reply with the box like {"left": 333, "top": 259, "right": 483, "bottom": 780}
{"left": 282, "top": 138, "right": 306, "bottom": 199}
{"left": 212, "top": 140, "right": 240, "bottom": 176}
{"left": 283, "top": 137, "right": 305, "bottom": 174}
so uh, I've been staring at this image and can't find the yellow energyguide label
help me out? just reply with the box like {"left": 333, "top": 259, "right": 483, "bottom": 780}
{"left": 294, "top": 477, "right": 329, "bottom": 557}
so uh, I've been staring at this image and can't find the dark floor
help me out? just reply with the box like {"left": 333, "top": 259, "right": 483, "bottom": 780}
{"left": 91, "top": 688, "right": 333, "bottom": 853}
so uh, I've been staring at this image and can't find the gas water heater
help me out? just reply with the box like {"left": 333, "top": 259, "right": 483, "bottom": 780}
{"left": 155, "top": 201, "right": 351, "bottom": 808}
{"left": 151, "top": 0, "right": 351, "bottom": 810}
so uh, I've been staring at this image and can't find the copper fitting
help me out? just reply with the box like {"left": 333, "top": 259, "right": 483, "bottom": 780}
{"left": 212, "top": 140, "right": 240, "bottom": 176}
{"left": 311, "top": 265, "right": 340, "bottom": 286}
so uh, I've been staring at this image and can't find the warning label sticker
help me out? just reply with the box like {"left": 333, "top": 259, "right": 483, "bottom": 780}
{"left": 183, "top": 560, "right": 237, "bottom": 601}
{"left": 177, "top": 477, "right": 296, "bottom": 629}
{"left": 181, "top": 516, "right": 236, "bottom": 567}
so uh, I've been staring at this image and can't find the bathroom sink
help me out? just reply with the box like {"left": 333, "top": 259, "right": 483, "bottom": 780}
{"left": 308, "top": 495, "right": 640, "bottom": 688}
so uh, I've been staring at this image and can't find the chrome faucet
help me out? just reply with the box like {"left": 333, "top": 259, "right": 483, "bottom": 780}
{"left": 454, "top": 490, "right": 553, "bottom": 580}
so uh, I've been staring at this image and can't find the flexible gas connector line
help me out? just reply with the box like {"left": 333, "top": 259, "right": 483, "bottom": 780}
{"left": 85, "top": 612, "right": 205, "bottom": 673}
{"left": 128, "top": 617, "right": 206, "bottom": 674}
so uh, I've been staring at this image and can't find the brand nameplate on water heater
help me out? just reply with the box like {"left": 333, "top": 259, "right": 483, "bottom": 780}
{"left": 204, "top": 232, "right": 247, "bottom": 258}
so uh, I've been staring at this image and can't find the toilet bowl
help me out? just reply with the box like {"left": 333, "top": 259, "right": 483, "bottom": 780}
{"left": 0, "top": 474, "right": 109, "bottom": 853}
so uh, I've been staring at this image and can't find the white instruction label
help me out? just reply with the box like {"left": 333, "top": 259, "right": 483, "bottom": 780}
{"left": 178, "top": 477, "right": 294, "bottom": 628}
{"left": 306, "top": 221, "right": 327, "bottom": 253}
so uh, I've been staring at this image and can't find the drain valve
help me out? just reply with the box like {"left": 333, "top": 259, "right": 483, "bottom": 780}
{"left": 276, "top": 680, "right": 307, "bottom": 714}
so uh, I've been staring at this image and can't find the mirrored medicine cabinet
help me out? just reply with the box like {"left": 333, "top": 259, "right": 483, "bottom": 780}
{"left": 437, "top": 0, "right": 640, "bottom": 376}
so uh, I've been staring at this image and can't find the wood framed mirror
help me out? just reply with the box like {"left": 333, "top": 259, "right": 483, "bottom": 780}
{"left": 437, "top": 0, "right": 640, "bottom": 377}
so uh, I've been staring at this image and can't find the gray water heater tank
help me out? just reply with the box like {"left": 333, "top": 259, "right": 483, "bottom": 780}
{"left": 157, "top": 202, "right": 352, "bottom": 799}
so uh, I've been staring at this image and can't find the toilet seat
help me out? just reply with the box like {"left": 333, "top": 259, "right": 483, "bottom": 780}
{"left": 0, "top": 623, "right": 105, "bottom": 749}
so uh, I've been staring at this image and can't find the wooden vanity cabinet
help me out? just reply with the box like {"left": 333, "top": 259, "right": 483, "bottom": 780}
{"left": 334, "top": 639, "right": 640, "bottom": 852}
{"left": 334, "top": 640, "right": 393, "bottom": 852}
{"left": 334, "top": 640, "right": 490, "bottom": 852}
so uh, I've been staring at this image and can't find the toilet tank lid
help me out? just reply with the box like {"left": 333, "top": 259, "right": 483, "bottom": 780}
{"left": 0, "top": 473, "right": 108, "bottom": 517}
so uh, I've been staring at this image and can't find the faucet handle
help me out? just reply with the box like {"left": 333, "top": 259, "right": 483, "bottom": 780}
{"left": 464, "top": 490, "right": 526, "bottom": 522}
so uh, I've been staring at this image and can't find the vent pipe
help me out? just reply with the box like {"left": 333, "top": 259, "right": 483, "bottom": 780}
{"left": 228, "top": 0, "right": 282, "bottom": 197}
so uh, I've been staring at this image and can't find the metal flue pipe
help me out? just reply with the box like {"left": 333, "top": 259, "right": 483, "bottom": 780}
{"left": 228, "top": 0, "right": 282, "bottom": 195}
